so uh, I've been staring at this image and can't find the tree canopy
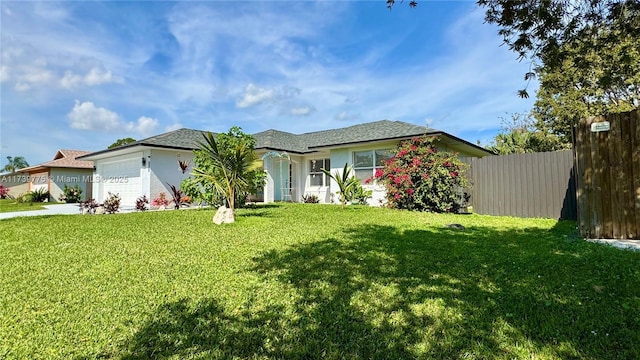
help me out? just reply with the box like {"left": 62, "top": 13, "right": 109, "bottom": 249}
{"left": 2, "top": 156, "right": 29, "bottom": 173}
{"left": 108, "top": 137, "right": 136, "bottom": 149}
{"left": 487, "top": 113, "right": 569, "bottom": 155}
{"left": 532, "top": 2, "right": 640, "bottom": 141}
{"left": 388, "top": 0, "right": 639, "bottom": 144}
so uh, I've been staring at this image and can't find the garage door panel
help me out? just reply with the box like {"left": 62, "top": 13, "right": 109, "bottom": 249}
{"left": 101, "top": 159, "right": 141, "bottom": 207}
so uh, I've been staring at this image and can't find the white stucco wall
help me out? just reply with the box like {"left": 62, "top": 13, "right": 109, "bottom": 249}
{"left": 326, "top": 143, "right": 397, "bottom": 206}
{"left": 263, "top": 156, "right": 275, "bottom": 203}
{"left": 148, "top": 149, "right": 194, "bottom": 202}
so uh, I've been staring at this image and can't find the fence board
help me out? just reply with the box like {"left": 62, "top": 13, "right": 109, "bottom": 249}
{"left": 620, "top": 113, "right": 635, "bottom": 238}
{"left": 632, "top": 112, "right": 640, "bottom": 236}
{"left": 575, "top": 121, "right": 590, "bottom": 236}
{"left": 465, "top": 150, "right": 576, "bottom": 220}
{"left": 575, "top": 109, "right": 640, "bottom": 239}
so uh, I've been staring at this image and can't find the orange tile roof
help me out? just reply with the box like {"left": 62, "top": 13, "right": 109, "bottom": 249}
{"left": 20, "top": 149, "right": 94, "bottom": 173}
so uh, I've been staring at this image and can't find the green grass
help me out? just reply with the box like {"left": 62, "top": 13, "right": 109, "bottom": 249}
{"left": 1, "top": 204, "right": 639, "bottom": 359}
{"left": 0, "top": 199, "right": 46, "bottom": 213}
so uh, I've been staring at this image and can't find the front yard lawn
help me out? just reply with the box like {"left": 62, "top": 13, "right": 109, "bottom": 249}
{"left": 1, "top": 204, "right": 639, "bottom": 359}
{"left": 0, "top": 199, "right": 46, "bottom": 213}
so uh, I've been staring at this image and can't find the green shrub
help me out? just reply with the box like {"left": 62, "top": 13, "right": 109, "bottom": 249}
{"left": 347, "top": 182, "right": 373, "bottom": 205}
{"left": 22, "top": 188, "right": 50, "bottom": 203}
{"left": 372, "top": 135, "right": 468, "bottom": 212}
{"left": 59, "top": 184, "right": 83, "bottom": 203}
{"left": 181, "top": 177, "right": 221, "bottom": 206}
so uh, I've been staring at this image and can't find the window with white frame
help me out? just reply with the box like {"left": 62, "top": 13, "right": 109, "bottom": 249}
{"left": 353, "top": 149, "right": 394, "bottom": 181}
{"left": 309, "top": 158, "right": 331, "bottom": 186}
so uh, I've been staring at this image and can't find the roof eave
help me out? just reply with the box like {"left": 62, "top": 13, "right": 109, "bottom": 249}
{"left": 254, "top": 146, "right": 310, "bottom": 155}
{"left": 307, "top": 133, "right": 431, "bottom": 151}
{"left": 429, "top": 131, "right": 495, "bottom": 157}
{"left": 78, "top": 143, "right": 197, "bottom": 160}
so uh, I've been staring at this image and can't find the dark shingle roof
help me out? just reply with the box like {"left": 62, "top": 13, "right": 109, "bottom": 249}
{"left": 253, "top": 120, "right": 432, "bottom": 153}
{"left": 78, "top": 128, "right": 211, "bottom": 158}
{"left": 301, "top": 120, "right": 432, "bottom": 149}
{"left": 128, "top": 128, "right": 208, "bottom": 149}
{"left": 253, "top": 129, "right": 306, "bottom": 152}
{"left": 80, "top": 120, "right": 490, "bottom": 158}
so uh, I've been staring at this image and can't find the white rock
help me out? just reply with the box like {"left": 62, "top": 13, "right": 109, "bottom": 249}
{"left": 213, "top": 206, "right": 235, "bottom": 225}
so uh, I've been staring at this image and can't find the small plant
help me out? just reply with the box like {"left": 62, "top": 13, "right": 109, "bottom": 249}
{"left": 59, "top": 184, "right": 83, "bottom": 203}
{"left": 178, "top": 159, "right": 191, "bottom": 174}
{"left": 348, "top": 183, "right": 373, "bottom": 205}
{"left": 0, "top": 184, "right": 9, "bottom": 199}
{"left": 302, "top": 194, "right": 320, "bottom": 203}
{"left": 80, "top": 198, "right": 100, "bottom": 214}
{"left": 15, "top": 193, "right": 28, "bottom": 204}
{"left": 321, "top": 163, "right": 358, "bottom": 208}
{"left": 167, "top": 183, "right": 189, "bottom": 209}
{"left": 26, "top": 188, "right": 50, "bottom": 203}
{"left": 135, "top": 195, "right": 149, "bottom": 211}
{"left": 103, "top": 192, "right": 121, "bottom": 214}
{"left": 151, "top": 192, "right": 170, "bottom": 208}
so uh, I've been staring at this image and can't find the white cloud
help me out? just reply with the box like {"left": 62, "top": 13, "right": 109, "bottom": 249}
{"left": 236, "top": 84, "right": 277, "bottom": 108}
{"left": 128, "top": 116, "right": 159, "bottom": 136}
{"left": 68, "top": 101, "right": 123, "bottom": 131}
{"left": 0, "top": 65, "right": 9, "bottom": 82}
{"left": 289, "top": 105, "right": 316, "bottom": 116}
{"left": 60, "top": 66, "right": 121, "bottom": 89}
{"left": 67, "top": 101, "right": 158, "bottom": 135}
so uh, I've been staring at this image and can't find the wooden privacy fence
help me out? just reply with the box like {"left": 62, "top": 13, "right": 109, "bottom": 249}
{"left": 463, "top": 150, "right": 577, "bottom": 220}
{"left": 574, "top": 109, "right": 640, "bottom": 239}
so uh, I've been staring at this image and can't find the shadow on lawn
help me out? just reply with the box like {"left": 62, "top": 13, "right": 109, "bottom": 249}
{"left": 115, "top": 221, "right": 640, "bottom": 359}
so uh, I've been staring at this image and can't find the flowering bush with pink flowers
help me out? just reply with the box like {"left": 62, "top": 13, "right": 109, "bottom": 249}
{"left": 151, "top": 192, "right": 171, "bottom": 207}
{"left": 0, "top": 184, "right": 9, "bottom": 199}
{"left": 371, "top": 136, "right": 468, "bottom": 212}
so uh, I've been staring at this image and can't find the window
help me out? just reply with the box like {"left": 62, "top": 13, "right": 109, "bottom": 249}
{"left": 353, "top": 149, "right": 393, "bottom": 181}
{"left": 309, "top": 158, "right": 331, "bottom": 186}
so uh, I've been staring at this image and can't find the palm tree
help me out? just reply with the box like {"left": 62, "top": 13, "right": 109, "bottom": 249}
{"left": 322, "top": 163, "right": 358, "bottom": 208}
{"left": 2, "top": 156, "right": 29, "bottom": 173}
{"left": 193, "top": 132, "right": 262, "bottom": 220}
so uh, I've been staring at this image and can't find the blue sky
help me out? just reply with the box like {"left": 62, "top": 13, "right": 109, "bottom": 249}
{"left": 1, "top": 1, "right": 537, "bottom": 166}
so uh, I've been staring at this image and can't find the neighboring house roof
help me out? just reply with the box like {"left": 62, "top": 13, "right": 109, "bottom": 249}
{"left": 20, "top": 149, "right": 94, "bottom": 173}
{"left": 79, "top": 120, "right": 493, "bottom": 160}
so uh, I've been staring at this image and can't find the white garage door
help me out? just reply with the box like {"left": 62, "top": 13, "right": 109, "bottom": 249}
{"left": 101, "top": 158, "right": 141, "bottom": 207}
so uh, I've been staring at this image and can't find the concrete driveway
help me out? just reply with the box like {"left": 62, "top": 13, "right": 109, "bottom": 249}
{"left": 0, "top": 203, "right": 81, "bottom": 220}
